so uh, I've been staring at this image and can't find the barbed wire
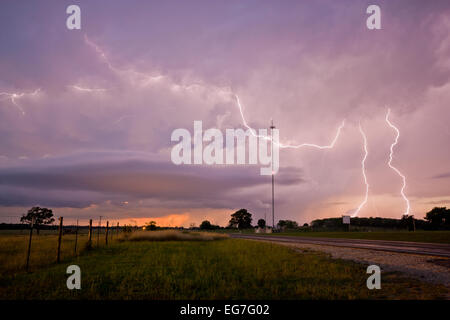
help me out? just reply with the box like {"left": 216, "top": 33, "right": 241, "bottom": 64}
{"left": 0, "top": 214, "right": 121, "bottom": 226}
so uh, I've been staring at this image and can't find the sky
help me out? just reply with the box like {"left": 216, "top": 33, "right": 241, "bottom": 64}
{"left": 0, "top": 0, "right": 449, "bottom": 227}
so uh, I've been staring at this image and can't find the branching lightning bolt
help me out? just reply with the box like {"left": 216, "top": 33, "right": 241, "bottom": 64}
{"left": 83, "top": 35, "right": 116, "bottom": 72}
{"left": 236, "top": 94, "right": 374, "bottom": 218}
{"left": 0, "top": 35, "right": 411, "bottom": 220}
{"left": 385, "top": 109, "right": 410, "bottom": 216}
{"left": 84, "top": 35, "right": 414, "bottom": 218}
{"left": 0, "top": 89, "right": 41, "bottom": 115}
{"left": 84, "top": 34, "right": 163, "bottom": 85}
{"left": 351, "top": 124, "right": 369, "bottom": 217}
{"left": 84, "top": 36, "right": 346, "bottom": 149}
{"left": 235, "top": 95, "right": 345, "bottom": 149}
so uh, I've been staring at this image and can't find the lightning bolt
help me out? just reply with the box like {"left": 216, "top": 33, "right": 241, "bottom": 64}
{"left": 235, "top": 94, "right": 345, "bottom": 149}
{"left": 351, "top": 124, "right": 369, "bottom": 217}
{"left": 385, "top": 108, "right": 410, "bottom": 216}
{"left": 83, "top": 35, "right": 398, "bottom": 219}
{"left": 0, "top": 36, "right": 411, "bottom": 221}
{"left": 83, "top": 35, "right": 116, "bottom": 72}
{"left": 0, "top": 89, "right": 41, "bottom": 115}
{"left": 69, "top": 85, "right": 107, "bottom": 93}
{"left": 84, "top": 34, "right": 164, "bottom": 85}
{"left": 84, "top": 36, "right": 346, "bottom": 149}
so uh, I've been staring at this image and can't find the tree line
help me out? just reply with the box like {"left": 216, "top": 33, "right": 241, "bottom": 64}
{"left": 311, "top": 208, "right": 450, "bottom": 231}
{"left": 6, "top": 206, "right": 450, "bottom": 232}
{"left": 199, "top": 207, "right": 450, "bottom": 231}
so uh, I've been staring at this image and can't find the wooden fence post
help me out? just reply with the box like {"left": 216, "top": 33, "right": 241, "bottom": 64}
{"left": 74, "top": 219, "right": 79, "bottom": 254}
{"left": 25, "top": 217, "right": 35, "bottom": 272}
{"left": 105, "top": 221, "right": 109, "bottom": 245}
{"left": 88, "top": 219, "right": 92, "bottom": 248}
{"left": 97, "top": 217, "right": 102, "bottom": 247}
{"left": 57, "top": 217, "right": 63, "bottom": 263}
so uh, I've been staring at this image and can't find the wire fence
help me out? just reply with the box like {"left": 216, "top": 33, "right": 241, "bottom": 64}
{"left": 0, "top": 214, "right": 120, "bottom": 226}
{"left": 1, "top": 215, "right": 126, "bottom": 272}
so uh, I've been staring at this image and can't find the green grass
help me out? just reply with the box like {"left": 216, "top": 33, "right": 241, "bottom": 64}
{"left": 0, "top": 230, "right": 117, "bottom": 274}
{"left": 0, "top": 235, "right": 447, "bottom": 300}
{"left": 264, "top": 231, "right": 450, "bottom": 244}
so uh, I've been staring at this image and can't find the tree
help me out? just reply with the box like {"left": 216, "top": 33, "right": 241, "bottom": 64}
{"left": 228, "top": 209, "right": 252, "bottom": 229}
{"left": 200, "top": 220, "right": 220, "bottom": 230}
{"left": 200, "top": 220, "right": 212, "bottom": 230}
{"left": 144, "top": 221, "right": 157, "bottom": 231}
{"left": 425, "top": 207, "right": 450, "bottom": 229}
{"left": 401, "top": 215, "right": 416, "bottom": 231}
{"left": 277, "top": 220, "right": 299, "bottom": 229}
{"left": 257, "top": 219, "right": 266, "bottom": 229}
{"left": 20, "top": 207, "right": 54, "bottom": 234}
{"left": 122, "top": 224, "right": 133, "bottom": 233}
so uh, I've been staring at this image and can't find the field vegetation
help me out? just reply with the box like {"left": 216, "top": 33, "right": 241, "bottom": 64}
{"left": 0, "top": 231, "right": 447, "bottom": 300}
{"left": 271, "top": 231, "right": 450, "bottom": 244}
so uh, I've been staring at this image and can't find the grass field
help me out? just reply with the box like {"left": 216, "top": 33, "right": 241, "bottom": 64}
{"left": 0, "top": 232, "right": 90, "bottom": 274}
{"left": 120, "top": 230, "right": 229, "bottom": 241}
{"left": 268, "top": 231, "right": 450, "bottom": 244}
{"left": 0, "top": 231, "right": 448, "bottom": 300}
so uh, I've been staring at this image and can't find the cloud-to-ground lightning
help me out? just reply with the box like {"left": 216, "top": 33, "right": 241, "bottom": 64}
{"left": 0, "top": 89, "right": 41, "bottom": 115}
{"left": 84, "top": 36, "right": 368, "bottom": 216}
{"left": 385, "top": 108, "right": 411, "bottom": 216}
{"left": 236, "top": 94, "right": 375, "bottom": 218}
{"left": 351, "top": 124, "right": 369, "bottom": 217}
{"left": 84, "top": 35, "right": 416, "bottom": 218}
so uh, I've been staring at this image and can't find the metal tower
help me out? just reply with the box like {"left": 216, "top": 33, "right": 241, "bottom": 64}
{"left": 270, "top": 120, "right": 275, "bottom": 229}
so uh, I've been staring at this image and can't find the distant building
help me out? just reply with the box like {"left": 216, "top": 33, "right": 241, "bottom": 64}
{"left": 255, "top": 227, "right": 272, "bottom": 233}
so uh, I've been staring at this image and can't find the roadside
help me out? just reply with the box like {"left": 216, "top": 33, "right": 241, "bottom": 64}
{"left": 269, "top": 231, "right": 450, "bottom": 244}
{"left": 1, "top": 238, "right": 447, "bottom": 299}
{"left": 246, "top": 238, "right": 450, "bottom": 291}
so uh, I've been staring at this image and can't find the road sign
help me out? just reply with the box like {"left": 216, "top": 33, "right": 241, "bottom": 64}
{"left": 342, "top": 215, "right": 350, "bottom": 224}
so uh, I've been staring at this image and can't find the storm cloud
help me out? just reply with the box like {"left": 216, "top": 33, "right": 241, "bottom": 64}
{"left": 0, "top": 0, "right": 449, "bottom": 225}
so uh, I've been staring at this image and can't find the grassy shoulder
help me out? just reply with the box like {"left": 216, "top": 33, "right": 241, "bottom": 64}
{"left": 0, "top": 232, "right": 92, "bottom": 274}
{"left": 0, "top": 237, "right": 447, "bottom": 300}
{"left": 260, "top": 231, "right": 450, "bottom": 244}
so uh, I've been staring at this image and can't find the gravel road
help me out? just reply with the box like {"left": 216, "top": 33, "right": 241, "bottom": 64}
{"left": 236, "top": 237, "right": 450, "bottom": 290}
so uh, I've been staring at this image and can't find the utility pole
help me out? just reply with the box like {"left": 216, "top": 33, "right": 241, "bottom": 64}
{"left": 270, "top": 120, "right": 275, "bottom": 230}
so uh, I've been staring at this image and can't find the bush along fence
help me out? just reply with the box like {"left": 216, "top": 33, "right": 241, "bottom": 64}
{"left": 25, "top": 217, "right": 121, "bottom": 272}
